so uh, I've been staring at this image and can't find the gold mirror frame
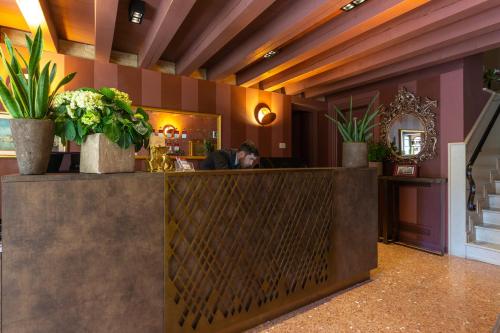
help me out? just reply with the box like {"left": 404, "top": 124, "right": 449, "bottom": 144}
{"left": 380, "top": 87, "right": 438, "bottom": 164}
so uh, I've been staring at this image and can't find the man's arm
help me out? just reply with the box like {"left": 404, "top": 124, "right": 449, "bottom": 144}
{"left": 212, "top": 151, "right": 230, "bottom": 169}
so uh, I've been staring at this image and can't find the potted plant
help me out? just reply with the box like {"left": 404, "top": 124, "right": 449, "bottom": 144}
{"left": 0, "top": 27, "right": 76, "bottom": 174}
{"left": 325, "top": 94, "right": 381, "bottom": 167}
{"left": 51, "top": 87, "right": 153, "bottom": 173}
{"left": 368, "top": 141, "right": 390, "bottom": 176}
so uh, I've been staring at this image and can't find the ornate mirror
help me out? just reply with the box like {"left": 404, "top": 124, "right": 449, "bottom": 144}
{"left": 380, "top": 87, "right": 438, "bottom": 164}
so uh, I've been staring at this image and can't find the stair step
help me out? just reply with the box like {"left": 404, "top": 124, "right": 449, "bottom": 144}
{"left": 466, "top": 241, "right": 500, "bottom": 265}
{"left": 475, "top": 223, "right": 500, "bottom": 243}
{"left": 488, "top": 194, "right": 500, "bottom": 209}
{"left": 495, "top": 180, "right": 500, "bottom": 194}
{"left": 483, "top": 209, "right": 500, "bottom": 226}
{"left": 469, "top": 241, "right": 500, "bottom": 252}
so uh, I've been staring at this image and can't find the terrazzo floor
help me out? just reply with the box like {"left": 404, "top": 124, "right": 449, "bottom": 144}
{"left": 247, "top": 243, "right": 500, "bottom": 333}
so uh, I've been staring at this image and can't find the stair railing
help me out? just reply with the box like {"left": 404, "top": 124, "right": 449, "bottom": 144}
{"left": 467, "top": 103, "right": 500, "bottom": 211}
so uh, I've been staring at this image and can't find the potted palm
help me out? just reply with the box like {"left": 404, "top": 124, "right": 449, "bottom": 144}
{"left": 0, "top": 28, "right": 75, "bottom": 174}
{"left": 325, "top": 94, "right": 381, "bottom": 167}
{"left": 51, "top": 87, "right": 153, "bottom": 173}
{"left": 368, "top": 141, "right": 390, "bottom": 176}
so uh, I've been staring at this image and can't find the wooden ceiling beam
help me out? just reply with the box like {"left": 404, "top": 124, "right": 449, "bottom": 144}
{"left": 304, "top": 28, "right": 500, "bottom": 98}
{"left": 206, "top": 0, "right": 345, "bottom": 81}
{"left": 16, "top": 0, "right": 58, "bottom": 52}
{"left": 285, "top": 3, "right": 500, "bottom": 96}
{"left": 236, "top": 0, "right": 429, "bottom": 88}
{"left": 291, "top": 95, "right": 327, "bottom": 112}
{"left": 175, "top": 0, "right": 275, "bottom": 76}
{"left": 94, "top": 0, "right": 119, "bottom": 63}
{"left": 138, "top": 0, "right": 196, "bottom": 69}
{"left": 262, "top": 0, "right": 496, "bottom": 92}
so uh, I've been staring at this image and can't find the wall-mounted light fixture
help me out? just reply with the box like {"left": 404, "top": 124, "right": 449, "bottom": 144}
{"left": 254, "top": 103, "right": 276, "bottom": 126}
{"left": 341, "top": 0, "right": 367, "bottom": 11}
{"left": 129, "top": 0, "right": 145, "bottom": 24}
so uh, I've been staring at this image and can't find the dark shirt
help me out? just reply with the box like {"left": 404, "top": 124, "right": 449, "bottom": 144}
{"left": 200, "top": 150, "right": 240, "bottom": 170}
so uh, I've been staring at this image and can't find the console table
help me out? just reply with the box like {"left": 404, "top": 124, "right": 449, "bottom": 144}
{"left": 378, "top": 176, "right": 447, "bottom": 255}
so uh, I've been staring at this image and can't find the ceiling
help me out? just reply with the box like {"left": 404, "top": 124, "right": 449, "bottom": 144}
{"left": 1, "top": 0, "right": 500, "bottom": 98}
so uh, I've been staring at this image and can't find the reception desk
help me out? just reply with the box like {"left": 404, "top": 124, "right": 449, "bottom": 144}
{"left": 1, "top": 168, "right": 377, "bottom": 333}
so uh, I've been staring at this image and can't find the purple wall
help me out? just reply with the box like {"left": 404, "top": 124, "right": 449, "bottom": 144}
{"left": 324, "top": 55, "right": 490, "bottom": 253}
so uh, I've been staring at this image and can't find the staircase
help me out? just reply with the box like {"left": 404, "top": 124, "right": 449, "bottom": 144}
{"left": 466, "top": 108, "right": 500, "bottom": 265}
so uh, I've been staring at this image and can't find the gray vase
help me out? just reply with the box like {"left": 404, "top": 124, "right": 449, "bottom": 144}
{"left": 80, "top": 133, "right": 135, "bottom": 174}
{"left": 10, "top": 119, "right": 55, "bottom": 175}
{"left": 342, "top": 142, "right": 368, "bottom": 168}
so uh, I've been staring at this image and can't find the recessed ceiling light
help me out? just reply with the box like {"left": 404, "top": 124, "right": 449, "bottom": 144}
{"left": 352, "top": 0, "right": 366, "bottom": 5}
{"left": 129, "top": 0, "right": 145, "bottom": 24}
{"left": 341, "top": 3, "right": 355, "bottom": 11}
{"left": 263, "top": 50, "right": 278, "bottom": 59}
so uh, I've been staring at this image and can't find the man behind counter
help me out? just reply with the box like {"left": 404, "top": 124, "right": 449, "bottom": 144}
{"left": 200, "top": 140, "right": 259, "bottom": 170}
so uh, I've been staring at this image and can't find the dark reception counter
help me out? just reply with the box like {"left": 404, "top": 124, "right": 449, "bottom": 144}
{"left": 1, "top": 168, "right": 377, "bottom": 333}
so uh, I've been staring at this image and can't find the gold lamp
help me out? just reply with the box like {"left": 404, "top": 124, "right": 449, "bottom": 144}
{"left": 254, "top": 103, "right": 276, "bottom": 126}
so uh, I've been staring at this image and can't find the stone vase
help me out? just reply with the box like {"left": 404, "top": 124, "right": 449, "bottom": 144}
{"left": 342, "top": 142, "right": 368, "bottom": 168}
{"left": 10, "top": 119, "right": 54, "bottom": 175}
{"left": 80, "top": 133, "right": 135, "bottom": 174}
{"left": 368, "top": 161, "right": 383, "bottom": 176}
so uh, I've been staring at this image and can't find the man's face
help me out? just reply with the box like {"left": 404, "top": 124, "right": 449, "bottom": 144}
{"left": 237, "top": 151, "right": 258, "bottom": 168}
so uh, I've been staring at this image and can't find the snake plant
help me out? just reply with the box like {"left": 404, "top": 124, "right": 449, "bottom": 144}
{"left": 325, "top": 93, "right": 381, "bottom": 142}
{"left": 0, "top": 27, "right": 76, "bottom": 119}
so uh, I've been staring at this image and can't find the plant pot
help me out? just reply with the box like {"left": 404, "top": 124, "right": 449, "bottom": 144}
{"left": 80, "top": 133, "right": 135, "bottom": 174}
{"left": 369, "top": 161, "right": 383, "bottom": 176}
{"left": 10, "top": 119, "right": 54, "bottom": 175}
{"left": 342, "top": 142, "right": 368, "bottom": 168}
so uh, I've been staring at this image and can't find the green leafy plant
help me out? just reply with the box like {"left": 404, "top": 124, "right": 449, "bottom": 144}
{"left": 0, "top": 27, "right": 76, "bottom": 119}
{"left": 325, "top": 93, "right": 381, "bottom": 142}
{"left": 203, "top": 139, "right": 215, "bottom": 154}
{"left": 483, "top": 68, "right": 500, "bottom": 89}
{"left": 368, "top": 141, "right": 391, "bottom": 162}
{"left": 51, "top": 87, "right": 153, "bottom": 150}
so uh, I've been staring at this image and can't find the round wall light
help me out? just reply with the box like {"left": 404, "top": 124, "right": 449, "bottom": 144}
{"left": 254, "top": 103, "right": 276, "bottom": 126}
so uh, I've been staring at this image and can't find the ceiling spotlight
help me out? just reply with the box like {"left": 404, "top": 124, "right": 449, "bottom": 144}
{"left": 129, "top": 0, "right": 145, "bottom": 24}
{"left": 263, "top": 50, "right": 278, "bottom": 59}
{"left": 341, "top": 3, "right": 355, "bottom": 11}
{"left": 341, "top": 0, "right": 368, "bottom": 11}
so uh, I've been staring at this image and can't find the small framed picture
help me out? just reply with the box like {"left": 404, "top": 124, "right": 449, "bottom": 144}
{"left": 0, "top": 113, "right": 68, "bottom": 157}
{"left": 175, "top": 157, "right": 195, "bottom": 172}
{"left": 393, "top": 164, "right": 418, "bottom": 177}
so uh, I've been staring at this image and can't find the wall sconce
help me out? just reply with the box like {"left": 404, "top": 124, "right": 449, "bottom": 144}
{"left": 254, "top": 103, "right": 276, "bottom": 126}
{"left": 162, "top": 124, "right": 176, "bottom": 138}
{"left": 129, "top": 0, "right": 145, "bottom": 24}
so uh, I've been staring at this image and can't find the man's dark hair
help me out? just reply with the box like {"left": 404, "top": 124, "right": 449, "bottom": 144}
{"left": 239, "top": 140, "right": 259, "bottom": 156}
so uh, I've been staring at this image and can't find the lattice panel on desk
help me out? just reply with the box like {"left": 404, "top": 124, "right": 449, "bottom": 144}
{"left": 165, "top": 170, "right": 335, "bottom": 332}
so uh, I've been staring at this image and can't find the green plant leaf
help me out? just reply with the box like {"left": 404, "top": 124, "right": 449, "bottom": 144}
{"left": 48, "top": 72, "right": 76, "bottom": 106}
{"left": 117, "top": 133, "right": 132, "bottom": 148}
{"left": 0, "top": 78, "right": 22, "bottom": 118}
{"left": 49, "top": 63, "right": 56, "bottom": 84}
{"left": 99, "top": 87, "right": 115, "bottom": 100}
{"left": 115, "top": 99, "right": 132, "bottom": 114}
{"left": 64, "top": 120, "right": 76, "bottom": 140}
{"left": 136, "top": 107, "right": 149, "bottom": 121}
{"left": 4, "top": 34, "right": 21, "bottom": 74}
{"left": 0, "top": 48, "right": 30, "bottom": 116}
{"left": 103, "top": 122, "right": 120, "bottom": 142}
{"left": 35, "top": 62, "right": 50, "bottom": 119}
{"left": 28, "top": 27, "right": 43, "bottom": 79}
{"left": 25, "top": 34, "right": 33, "bottom": 53}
